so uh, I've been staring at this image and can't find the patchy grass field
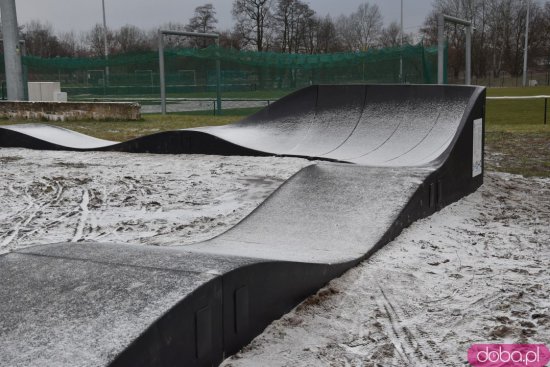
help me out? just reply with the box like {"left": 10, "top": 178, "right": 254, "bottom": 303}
{"left": 487, "top": 86, "right": 550, "bottom": 125}
{"left": 485, "top": 124, "right": 550, "bottom": 177}
{"left": 486, "top": 87, "right": 550, "bottom": 177}
{"left": 0, "top": 114, "right": 242, "bottom": 142}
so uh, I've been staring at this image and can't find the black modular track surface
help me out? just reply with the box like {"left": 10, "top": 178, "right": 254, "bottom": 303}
{"left": 0, "top": 85, "right": 486, "bottom": 367}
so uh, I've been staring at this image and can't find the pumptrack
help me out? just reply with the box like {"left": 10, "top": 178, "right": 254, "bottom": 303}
{"left": 0, "top": 85, "right": 485, "bottom": 367}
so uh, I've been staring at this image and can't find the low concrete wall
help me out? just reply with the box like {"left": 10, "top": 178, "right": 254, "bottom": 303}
{"left": 0, "top": 101, "right": 141, "bottom": 121}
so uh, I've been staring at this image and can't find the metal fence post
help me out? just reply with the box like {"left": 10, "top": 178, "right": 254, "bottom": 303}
{"left": 437, "top": 14, "right": 445, "bottom": 84}
{"left": 215, "top": 38, "right": 222, "bottom": 115}
{"left": 465, "top": 25, "right": 472, "bottom": 85}
{"left": 158, "top": 30, "right": 166, "bottom": 115}
{"left": 545, "top": 98, "right": 547, "bottom": 125}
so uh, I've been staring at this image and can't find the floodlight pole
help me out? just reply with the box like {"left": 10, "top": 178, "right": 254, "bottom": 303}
{"left": 522, "top": 0, "right": 530, "bottom": 87}
{"left": 465, "top": 23, "right": 472, "bottom": 85}
{"left": 158, "top": 31, "right": 166, "bottom": 114}
{"left": 0, "top": 0, "right": 25, "bottom": 100}
{"left": 399, "top": 0, "right": 403, "bottom": 82}
{"left": 102, "top": 0, "right": 109, "bottom": 85}
{"left": 158, "top": 30, "right": 221, "bottom": 115}
{"left": 438, "top": 14, "right": 473, "bottom": 85}
{"left": 438, "top": 14, "right": 445, "bottom": 84}
{"left": 215, "top": 37, "right": 221, "bottom": 115}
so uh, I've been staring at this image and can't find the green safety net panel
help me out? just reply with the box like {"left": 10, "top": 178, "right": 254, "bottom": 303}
{"left": 0, "top": 42, "right": 445, "bottom": 100}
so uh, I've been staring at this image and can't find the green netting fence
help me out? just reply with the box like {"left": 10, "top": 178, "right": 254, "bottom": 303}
{"left": 1, "top": 42, "right": 446, "bottom": 109}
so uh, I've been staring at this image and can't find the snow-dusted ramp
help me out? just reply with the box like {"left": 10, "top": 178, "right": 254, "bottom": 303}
{"left": 0, "top": 85, "right": 486, "bottom": 367}
{"left": 1, "top": 85, "right": 479, "bottom": 165}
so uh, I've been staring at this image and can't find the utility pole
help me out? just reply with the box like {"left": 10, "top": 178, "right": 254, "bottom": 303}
{"left": 0, "top": 0, "right": 25, "bottom": 100}
{"left": 522, "top": 0, "right": 530, "bottom": 87}
{"left": 400, "top": 0, "right": 404, "bottom": 82}
{"left": 102, "top": 0, "right": 110, "bottom": 85}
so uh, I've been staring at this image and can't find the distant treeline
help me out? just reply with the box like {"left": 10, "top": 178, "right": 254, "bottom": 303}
{"left": 4, "top": 0, "right": 550, "bottom": 79}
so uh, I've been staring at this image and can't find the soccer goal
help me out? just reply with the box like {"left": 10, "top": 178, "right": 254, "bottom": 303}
{"left": 87, "top": 69, "right": 105, "bottom": 87}
{"left": 438, "top": 14, "right": 473, "bottom": 85}
{"left": 135, "top": 69, "right": 155, "bottom": 94}
{"left": 177, "top": 70, "right": 197, "bottom": 86}
{"left": 135, "top": 70, "right": 153, "bottom": 85}
{"left": 158, "top": 30, "right": 221, "bottom": 115}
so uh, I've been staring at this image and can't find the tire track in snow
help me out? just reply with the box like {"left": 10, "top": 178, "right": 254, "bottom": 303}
{"left": 378, "top": 282, "right": 454, "bottom": 366}
{"left": 375, "top": 288, "right": 417, "bottom": 365}
{"left": 71, "top": 189, "right": 90, "bottom": 242}
{"left": 0, "top": 180, "right": 62, "bottom": 250}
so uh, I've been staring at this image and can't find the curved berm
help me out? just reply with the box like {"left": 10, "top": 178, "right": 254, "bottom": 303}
{"left": 0, "top": 85, "right": 486, "bottom": 367}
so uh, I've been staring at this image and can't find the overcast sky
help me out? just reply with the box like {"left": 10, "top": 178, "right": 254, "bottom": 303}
{"left": 16, "top": 0, "right": 434, "bottom": 35}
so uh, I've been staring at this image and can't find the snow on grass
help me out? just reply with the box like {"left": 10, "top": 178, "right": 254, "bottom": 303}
{"left": 222, "top": 172, "right": 550, "bottom": 366}
{"left": 0, "top": 148, "right": 311, "bottom": 254}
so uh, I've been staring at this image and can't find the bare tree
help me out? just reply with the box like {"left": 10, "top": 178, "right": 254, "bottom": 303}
{"left": 353, "top": 3, "right": 383, "bottom": 50}
{"left": 274, "top": 0, "right": 294, "bottom": 52}
{"left": 336, "top": 3, "right": 383, "bottom": 51}
{"left": 84, "top": 23, "right": 115, "bottom": 57}
{"left": 232, "top": 0, "right": 273, "bottom": 51}
{"left": 293, "top": 1, "right": 315, "bottom": 53}
{"left": 422, "top": 0, "right": 548, "bottom": 80}
{"left": 115, "top": 25, "right": 151, "bottom": 53}
{"left": 185, "top": 3, "right": 218, "bottom": 48}
{"left": 316, "top": 15, "right": 340, "bottom": 53}
{"left": 58, "top": 31, "right": 86, "bottom": 57}
{"left": 274, "top": 0, "right": 313, "bottom": 53}
{"left": 537, "top": 2, "right": 550, "bottom": 68}
{"left": 300, "top": 15, "right": 318, "bottom": 54}
{"left": 335, "top": 14, "right": 355, "bottom": 51}
{"left": 159, "top": 22, "right": 191, "bottom": 48}
{"left": 219, "top": 28, "right": 247, "bottom": 50}
{"left": 379, "top": 21, "right": 411, "bottom": 48}
{"left": 22, "top": 21, "right": 63, "bottom": 57}
{"left": 273, "top": 8, "right": 340, "bottom": 54}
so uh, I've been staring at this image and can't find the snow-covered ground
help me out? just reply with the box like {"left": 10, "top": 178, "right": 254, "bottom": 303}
{"left": 222, "top": 173, "right": 550, "bottom": 366}
{"left": 1, "top": 148, "right": 548, "bottom": 365}
{"left": 0, "top": 148, "right": 310, "bottom": 254}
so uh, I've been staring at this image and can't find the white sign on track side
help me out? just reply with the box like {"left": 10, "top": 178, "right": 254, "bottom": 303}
{"left": 472, "top": 118, "right": 483, "bottom": 177}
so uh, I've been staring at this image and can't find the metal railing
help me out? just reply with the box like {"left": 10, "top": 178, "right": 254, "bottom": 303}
{"left": 139, "top": 98, "right": 277, "bottom": 114}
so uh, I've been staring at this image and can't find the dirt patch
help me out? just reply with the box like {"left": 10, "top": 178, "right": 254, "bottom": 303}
{"left": 485, "top": 130, "right": 550, "bottom": 177}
